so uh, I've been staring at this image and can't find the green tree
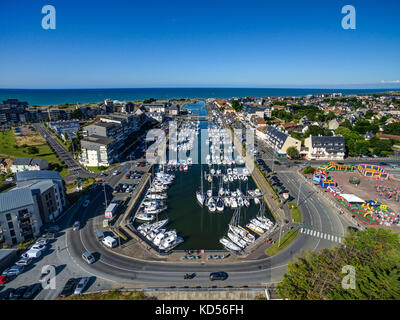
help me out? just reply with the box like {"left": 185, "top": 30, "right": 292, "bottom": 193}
{"left": 231, "top": 100, "right": 243, "bottom": 112}
{"left": 286, "top": 146, "right": 299, "bottom": 159}
{"left": 354, "top": 140, "right": 370, "bottom": 155}
{"left": 276, "top": 228, "right": 400, "bottom": 300}
{"left": 304, "top": 125, "right": 327, "bottom": 138}
{"left": 303, "top": 166, "right": 315, "bottom": 174}
{"left": 326, "top": 111, "right": 336, "bottom": 121}
{"left": 384, "top": 122, "right": 400, "bottom": 135}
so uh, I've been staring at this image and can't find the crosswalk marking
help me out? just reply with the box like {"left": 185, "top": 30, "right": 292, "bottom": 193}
{"left": 299, "top": 227, "right": 342, "bottom": 244}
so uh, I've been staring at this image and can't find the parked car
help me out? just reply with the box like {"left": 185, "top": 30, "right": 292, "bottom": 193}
{"left": 2, "top": 265, "right": 24, "bottom": 276}
{"left": 209, "top": 271, "right": 228, "bottom": 281}
{"left": 22, "top": 283, "right": 42, "bottom": 300}
{"left": 82, "top": 252, "right": 95, "bottom": 264}
{"left": 73, "top": 221, "right": 80, "bottom": 231}
{"left": 30, "top": 244, "right": 47, "bottom": 252}
{"left": 15, "top": 257, "right": 33, "bottom": 266}
{"left": 96, "top": 230, "right": 104, "bottom": 241}
{"left": 41, "top": 232, "right": 56, "bottom": 240}
{"left": 0, "top": 275, "right": 15, "bottom": 284}
{"left": 45, "top": 225, "right": 60, "bottom": 233}
{"left": 74, "top": 277, "right": 90, "bottom": 295}
{"left": 102, "top": 236, "right": 117, "bottom": 248}
{"left": 9, "top": 285, "right": 29, "bottom": 300}
{"left": 22, "top": 249, "right": 42, "bottom": 259}
{"left": 59, "top": 278, "right": 78, "bottom": 298}
{"left": 0, "top": 288, "right": 15, "bottom": 300}
{"left": 35, "top": 238, "right": 49, "bottom": 246}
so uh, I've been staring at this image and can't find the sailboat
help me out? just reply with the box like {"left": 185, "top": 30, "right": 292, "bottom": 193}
{"left": 216, "top": 197, "right": 224, "bottom": 212}
{"left": 196, "top": 165, "right": 206, "bottom": 206}
{"left": 207, "top": 197, "right": 216, "bottom": 212}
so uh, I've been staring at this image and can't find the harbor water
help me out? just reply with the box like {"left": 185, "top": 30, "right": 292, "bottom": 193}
{"left": 134, "top": 100, "right": 273, "bottom": 250}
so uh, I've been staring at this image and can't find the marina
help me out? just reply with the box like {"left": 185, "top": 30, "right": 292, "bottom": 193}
{"left": 129, "top": 100, "right": 275, "bottom": 251}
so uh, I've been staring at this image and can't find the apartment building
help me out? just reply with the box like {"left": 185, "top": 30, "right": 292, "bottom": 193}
{"left": 47, "top": 120, "right": 80, "bottom": 140}
{"left": 304, "top": 135, "right": 346, "bottom": 160}
{"left": 10, "top": 158, "right": 49, "bottom": 173}
{"left": 0, "top": 170, "right": 66, "bottom": 246}
{"left": 263, "top": 125, "right": 301, "bottom": 157}
{"left": 80, "top": 135, "right": 116, "bottom": 167}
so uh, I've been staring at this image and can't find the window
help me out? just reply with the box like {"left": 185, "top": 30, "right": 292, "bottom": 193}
{"left": 11, "top": 237, "right": 17, "bottom": 245}
{"left": 5, "top": 213, "right": 11, "bottom": 221}
{"left": 8, "top": 222, "right": 14, "bottom": 229}
{"left": 10, "top": 230, "right": 15, "bottom": 237}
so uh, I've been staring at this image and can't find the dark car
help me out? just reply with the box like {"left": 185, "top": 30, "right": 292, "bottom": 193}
{"left": 22, "top": 283, "right": 42, "bottom": 300}
{"left": 59, "top": 278, "right": 78, "bottom": 298}
{"left": 41, "top": 232, "right": 56, "bottom": 240}
{"left": 209, "top": 272, "right": 228, "bottom": 281}
{"left": 348, "top": 226, "right": 359, "bottom": 232}
{"left": 9, "top": 285, "right": 29, "bottom": 300}
{"left": 0, "top": 288, "right": 15, "bottom": 300}
{"left": 45, "top": 225, "right": 60, "bottom": 233}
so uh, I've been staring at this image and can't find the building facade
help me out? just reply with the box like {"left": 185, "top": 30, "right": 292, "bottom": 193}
{"left": 10, "top": 158, "right": 49, "bottom": 173}
{"left": 304, "top": 135, "right": 346, "bottom": 160}
{"left": 263, "top": 125, "right": 301, "bottom": 157}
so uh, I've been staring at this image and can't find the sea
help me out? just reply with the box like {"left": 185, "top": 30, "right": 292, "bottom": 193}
{"left": 0, "top": 88, "right": 395, "bottom": 106}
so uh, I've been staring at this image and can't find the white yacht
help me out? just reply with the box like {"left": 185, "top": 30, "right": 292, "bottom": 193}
{"left": 216, "top": 198, "right": 224, "bottom": 212}
{"left": 219, "top": 237, "right": 241, "bottom": 252}
{"left": 227, "top": 230, "right": 247, "bottom": 249}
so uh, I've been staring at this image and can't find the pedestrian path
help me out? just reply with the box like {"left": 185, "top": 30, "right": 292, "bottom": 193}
{"left": 299, "top": 227, "right": 343, "bottom": 244}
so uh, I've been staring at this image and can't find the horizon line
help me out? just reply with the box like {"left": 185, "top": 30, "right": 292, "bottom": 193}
{"left": 1, "top": 86, "right": 400, "bottom": 91}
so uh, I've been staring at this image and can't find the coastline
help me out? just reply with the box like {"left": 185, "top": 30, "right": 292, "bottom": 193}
{"left": 0, "top": 87, "right": 398, "bottom": 106}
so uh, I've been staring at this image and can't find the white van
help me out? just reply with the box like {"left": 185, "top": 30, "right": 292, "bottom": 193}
{"left": 23, "top": 249, "right": 42, "bottom": 259}
{"left": 102, "top": 236, "right": 117, "bottom": 248}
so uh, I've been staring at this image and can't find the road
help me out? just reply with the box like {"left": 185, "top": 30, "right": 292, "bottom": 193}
{"left": 1, "top": 117, "right": 358, "bottom": 299}
{"left": 34, "top": 123, "right": 96, "bottom": 180}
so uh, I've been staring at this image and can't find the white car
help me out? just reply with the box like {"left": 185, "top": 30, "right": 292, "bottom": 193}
{"left": 74, "top": 277, "right": 89, "bottom": 295}
{"left": 112, "top": 170, "right": 119, "bottom": 176}
{"left": 82, "top": 200, "right": 90, "bottom": 208}
{"left": 35, "top": 238, "right": 49, "bottom": 246}
{"left": 30, "top": 244, "right": 47, "bottom": 251}
{"left": 82, "top": 252, "right": 95, "bottom": 264}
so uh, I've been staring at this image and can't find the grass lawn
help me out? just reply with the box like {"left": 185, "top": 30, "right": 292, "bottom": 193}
{"left": 287, "top": 202, "right": 302, "bottom": 223}
{"left": 65, "top": 177, "right": 96, "bottom": 194}
{"left": 0, "top": 129, "right": 69, "bottom": 178}
{"left": 59, "top": 290, "right": 148, "bottom": 300}
{"left": 265, "top": 230, "right": 298, "bottom": 256}
{"left": 87, "top": 163, "right": 119, "bottom": 173}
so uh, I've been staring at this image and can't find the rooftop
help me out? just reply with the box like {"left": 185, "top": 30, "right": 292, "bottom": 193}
{"left": 15, "top": 170, "right": 62, "bottom": 182}
{"left": 0, "top": 188, "right": 34, "bottom": 213}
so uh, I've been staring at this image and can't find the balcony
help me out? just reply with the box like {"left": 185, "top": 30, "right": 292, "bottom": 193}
{"left": 18, "top": 212, "right": 32, "bottom": 220}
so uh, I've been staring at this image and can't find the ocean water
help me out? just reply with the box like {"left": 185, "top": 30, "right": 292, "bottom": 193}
{"left": 0, "top": 88, "right": 394, "bottom": 106}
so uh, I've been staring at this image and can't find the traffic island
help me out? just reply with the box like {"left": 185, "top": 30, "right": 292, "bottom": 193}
{"left": 265, "top": 230, "right": 298, "bottom": 256}
{"left": 287, "top": 202, "right": 302, "bottom": 223}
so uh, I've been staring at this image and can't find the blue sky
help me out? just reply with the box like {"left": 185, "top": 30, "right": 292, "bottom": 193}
{"left": 0, "top": 0, "right": 399, "bottom": 89}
